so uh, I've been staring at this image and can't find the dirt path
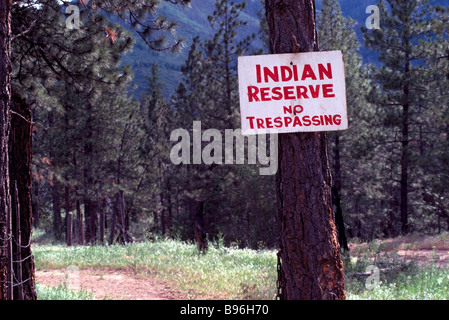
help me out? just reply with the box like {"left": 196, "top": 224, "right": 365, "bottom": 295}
{"left": 395, "top": 249, "right": 449, "bottom": 267}
{"left": 36, "top": 268, "right": 186, "bottom": 300}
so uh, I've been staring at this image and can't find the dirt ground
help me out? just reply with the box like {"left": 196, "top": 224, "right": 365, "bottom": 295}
{"left": 36, "top": 268, "right": 186, "bottom": 300}
{"left": 395, "top": 249, "right": 449, "bottom": 267}
{"left": 36, "top": 245, "right": 449, "bottom": 300}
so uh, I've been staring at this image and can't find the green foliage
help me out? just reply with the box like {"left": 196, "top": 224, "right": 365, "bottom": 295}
{"left": 347, "top": 259, "right": 449, "bottom": 300}
{"left": 36, "top": 283, "right": 95, "bottom": 300}
{"left": 33, "top": 235, "right": 449, "bottom": 300}
{"left": 16, "top": 0, "right": 449, "bottom": 252}
{"left": 158, "top": 0, "right": 276, "bottom": 248}
{"left": 33, "top": 239, "right": 277, "bottom": 299}
{"left": 359, "top": 0, "right": 449, "bottom": 236}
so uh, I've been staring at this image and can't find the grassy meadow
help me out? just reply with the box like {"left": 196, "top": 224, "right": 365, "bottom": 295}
{"left": 32, "top": 230, "right": 449, "bottom": 300}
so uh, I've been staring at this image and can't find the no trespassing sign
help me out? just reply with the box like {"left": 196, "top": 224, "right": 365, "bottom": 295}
{"left": 238, "top": 50, "right": 348, "bottom": 135}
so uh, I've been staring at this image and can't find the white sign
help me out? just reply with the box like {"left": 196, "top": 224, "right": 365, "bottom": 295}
{"left": 238, "top": 50, "right": 348, "bottom": 135}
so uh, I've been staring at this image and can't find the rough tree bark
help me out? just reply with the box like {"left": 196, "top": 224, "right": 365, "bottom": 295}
{"left": 0, "top": 0, "right": 12, "bottom": 300}
{"left": 9, "top": 94, "right": 37, "bottom": 299}
{"left": 265, "top": 0, "right": 345, "bottom": 300}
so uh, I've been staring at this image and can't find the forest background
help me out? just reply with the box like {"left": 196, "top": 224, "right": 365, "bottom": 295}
{"left": 25, "top": 0, "right": 449, "bottom": 252}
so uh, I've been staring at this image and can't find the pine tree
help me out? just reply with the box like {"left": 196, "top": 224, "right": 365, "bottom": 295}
{"left": 138, "top": 63, "right": 174, "bottom": 238}
{"left": 0, "top": 0, "right": 191, "bottom": 299}
{"left": 317, "top": 0, "right": 368, "bottom": 250}
{"left": 362, "top": 0, "right": 437, "bottom": 235}
{"left": 266, "top": 0, "right": 345, "bottom": 299}
{"left": 418, "top": 5, "right": 449, "bottom": 232}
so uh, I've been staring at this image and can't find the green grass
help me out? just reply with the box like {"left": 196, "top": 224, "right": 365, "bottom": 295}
{"left": 343, "top": 236, "right": 449, "bottom": 300}
{"left": 33, "top": 239, "right": 277, "bottom": 300}
{"left": 346, "top": 264, "right": 449, "bottom": 300}
{"left": 33, "top": 234, "right": 449, "bottom": 300}
{"left": 36, "top": 283, "right": 95, "bottom": 300}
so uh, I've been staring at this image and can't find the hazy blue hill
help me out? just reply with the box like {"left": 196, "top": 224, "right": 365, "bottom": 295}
{"left": 122, "top": 0, "right": 262, "bottom": 98}
{"left": 122, "top": 0, "right": 448, "bottom": 98}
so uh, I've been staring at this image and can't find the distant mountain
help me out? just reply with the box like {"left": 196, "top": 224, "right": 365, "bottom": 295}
{"left": 121, "top": 0, "right": 448, "bottom": 98}
{"left": 121, "top": 0, "right": 262, "bottom": 98}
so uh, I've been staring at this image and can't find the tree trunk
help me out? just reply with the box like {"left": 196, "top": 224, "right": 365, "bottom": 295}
{"left": 99, "top": 199, "right": 105, "bottom": 246}
{"left": 109, "top": 196, "right": 117, "bottom": 245}
{"left": 84, "top": 199, "right": 98, "bottom": 245}
{"left": 332, "top": 134, "right": 348, "bottom": 251}
{"left": 266, "top": 0, "right": 345, "bottom": 300}
{"left": 66, "top": 212, "right": 73, "bottom": 246}
{"left": 0, "top": 0, "right": 12, "bottom": 300}
{"left": 191, "top": 199, "right": 207, "bottom": 253}
{"left": 166, "top": 180, "right": 173, "bottom": 238}
{"left": 111, "top": 190, "right": 131, "bottom": 245}
{"left": 332, "top": 186, "right": 348, "bottom": 251}
{"left": 51, "top": 182, "right": 62, "bottom": 239}
{"left": 76, "top": 199, "right": 84, "bottom": 245}
{"left": 48, "top": 112, "right": 62, "bottom": 239}
{"left": 9, "top": 94, "right": 36, "bottom": 300}
{"left": 400, "top": 52, "right": 410, "bottom": 235}
{"left": 65, "top": 185, "right": 70, "bottom": 244}
{"left": 12, "top": 182, "right": 23, "bottom": 300}
{"left": 160, "top": 191, "right": 166, "bottom": 236}
{"left": 400, "top": 103, "right": 409, "bottom": 235}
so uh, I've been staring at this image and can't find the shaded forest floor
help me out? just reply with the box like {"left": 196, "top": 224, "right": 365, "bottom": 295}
{"left": 33, "top": 231, "right": 449, "bottom": 300}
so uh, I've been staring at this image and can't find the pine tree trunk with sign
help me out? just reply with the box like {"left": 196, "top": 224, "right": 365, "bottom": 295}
{"left": 265, "top": 0, "right": 345, "bottom": 300}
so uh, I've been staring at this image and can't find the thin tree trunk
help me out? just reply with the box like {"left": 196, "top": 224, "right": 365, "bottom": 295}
{"left": 266, "top": 0, "right": 345, "bottom": 300}
{"left": 160, "top": 191, "right": 166, "bottom": 236}
{"left": 13, "top": 182, "right": 23, "bottom": 300}
{"left": 0, "top": 0, "right": 12, "bottom": 300}
{"left": 332, "top": 134, "right": 348, "bottom": 251}
{"left": 84, "top": 199, "right": 98, "bottom": 245}
{"left": 400, "top": 103, "right": 409, "bottom": 235}
{"left": 118, "top": 191, "right": 131, "bottom": 243}
{"left": 166, "top": 180, "right": 172, "bottom": 238}
{"left": 109, "top": 196, "right": 117, "bottom": 245}
{"left": 65, "top": 185, "right": 70, "bottom": 243}
{"left": 192, "top": 199, "right": 207, "bottom": 253}
{"left": 99, "top": 199, "right": 105, "bottom": 246}
{"left": 48, "top": 112, "right": 62, "bottom": 239}
{"left": 400, "top": 57, "right": 410, "bottom": 235}
{"left": 400, "top": 32, "right": 412, "bottom": 235}
{"left": 66, "top": 212, "right": 73, "bottom": 246}
{"left": 111, "top": 191, "right": 131, "bottom": 245}
{"left": 51, "top": 182, "right": 62, "bottom": 239}
{"left": 76, "top": 199, "right": 84, "bottom": 245}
